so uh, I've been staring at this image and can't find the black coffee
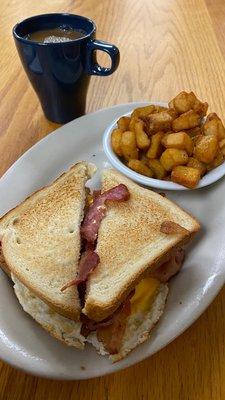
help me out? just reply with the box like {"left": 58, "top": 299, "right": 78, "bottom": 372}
{"left": 26, "top": 27, "right": 86, "bottom": 43}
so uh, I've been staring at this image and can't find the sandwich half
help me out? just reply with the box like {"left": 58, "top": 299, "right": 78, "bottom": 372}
{"left": 82, "top": 169, "right": 200, "bottom": 361}
{"left": 0, "top": 162, "right": 94, "bottom": 348}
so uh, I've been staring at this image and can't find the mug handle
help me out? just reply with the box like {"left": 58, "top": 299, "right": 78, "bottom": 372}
{"left": 86, "top": 39, "right": 120, "bottom": 76}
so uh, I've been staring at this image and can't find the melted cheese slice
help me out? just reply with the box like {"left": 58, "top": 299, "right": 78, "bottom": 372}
{"left": 130, "top": 277, "right": 160, "bottom": 313}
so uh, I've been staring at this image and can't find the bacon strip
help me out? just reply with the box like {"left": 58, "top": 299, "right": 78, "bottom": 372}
{"left": 92, "top": 190, "right": 101, "bottom": 201}
{"left": 97, "top": 297, "right": 132, "bottom": 354}
{"left": 160, "top": 221, "right": 189, "bottom": 235}
{"left": 61, "top": 243, "right": 99, "bottom": 291}
{"left": 80, "top": 184, "right": 130, "bottom": 243}
{"left": 81, "top": 290, "right": 134, "bottom": 352}
{"left": 80, "top": 314, "right": 114, "bottom": 337}
{"left": 150, "top": 248, "right": 185, "bottom": 282}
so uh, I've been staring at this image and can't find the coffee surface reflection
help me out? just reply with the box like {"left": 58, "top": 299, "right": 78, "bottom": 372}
{"left": 26, "top": 27, "right": 86, "bottom": 43}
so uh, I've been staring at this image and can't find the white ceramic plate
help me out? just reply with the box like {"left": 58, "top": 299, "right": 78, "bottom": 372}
{"left": 103, "top": 103, "right": 225, "bottom": 190}
{"left": 0, "top": 102, "right": 224, "bottom": 380}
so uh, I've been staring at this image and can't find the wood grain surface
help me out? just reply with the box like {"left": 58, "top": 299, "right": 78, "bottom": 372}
{"left": 0, "top": 0, "right": 225, "bottom": 398}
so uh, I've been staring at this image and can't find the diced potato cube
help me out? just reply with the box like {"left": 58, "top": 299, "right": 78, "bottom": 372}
{"left": 117, "top": 116, "right": 131, "bottom": 131}
{"left": 111, "top": 128, "right": 123, "bottom": 157}
{"left": 194, "top": 135, "right": 218, "bottom": 163}
{"left": 134, "top": 121, "right": 151, "bottom": 150}
{"left": 206, "top": 113, "right": 225, "bottom": 136}
{"left": 131, "top": 105, "right": 155, "bottom": 119}
{"left": 169, "top": 91, "right": 208, "bottom": 116}
{"left": 203, "top": 117, "right": 225, "bottom": 141}
{"left": 204, "top": 119, "right": 219, "bottom": 138}
{"left": 171, "top": 166, "right": 201, "bottom": 188}
{"left": 121, "top": 131, "right": 138, "bottom": 160}
{"left": 146, "top": 132, "right": 164, "bottom": 159}
{"left": 172, "top": 110, "right": 201, "bottom": 132}
{"left": 187, "top": 157, "right": 206, "bottom": 176}
{"left": 161, "top": 131, "right": 194, "bottom": 155}
{"left": 129, "top": 116, "right": 140, "bottom": 132}
{"left": 207, "top": 151, "right": 224, "bottom": 171}
{"left": 169, "top": 91, "right": 196, "bottom": 114}
{"left": 128, "top": 159, "right": 153, "bottom": 177}
{"left": 148, "top": 159, "right": 166, "bottom": 179}
{"left": 160, "top": 148, "right": 189, "bottom": 171}
{"left": 202, "top": 119, "right": 217, "bottom": 137}
{"left": 211, "top": 114, "right": 225, "bottom": 140}
{"left": 144, "top": 110, "right": 176, "bottom": 134}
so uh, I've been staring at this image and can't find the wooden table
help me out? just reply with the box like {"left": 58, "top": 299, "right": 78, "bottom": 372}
{"left": 0, "top": 0, "right": 225, "bottom": 398}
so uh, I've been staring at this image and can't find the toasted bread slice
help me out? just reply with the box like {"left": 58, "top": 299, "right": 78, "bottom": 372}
{"left": 87, "top": 283, "right": 168, "bottom": 361}
{"left": 12, "top": 275, "right": 85, "bottom": 349}
{"left": 0, "top": 162, "right": 94, "bottom": 320}
{"left": 83, "top": 169, "right": 200, "bottom": 321}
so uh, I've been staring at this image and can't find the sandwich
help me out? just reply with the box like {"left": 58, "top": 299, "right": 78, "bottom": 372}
{"left": 0, "top": 164, "right": 200, "bottom": 361}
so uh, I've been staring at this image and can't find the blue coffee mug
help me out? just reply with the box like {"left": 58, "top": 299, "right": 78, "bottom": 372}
{"left": 13, "top": 13, "right": 120, "bottom": 123}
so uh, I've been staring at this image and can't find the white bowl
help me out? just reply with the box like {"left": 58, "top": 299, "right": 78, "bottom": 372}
{"left": 103, "top": 101, "right": 225, "bottom": 190}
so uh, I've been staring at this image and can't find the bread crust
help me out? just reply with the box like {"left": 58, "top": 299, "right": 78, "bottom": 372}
{"left": 0, "top": 247, "right": 10, "bottom": 277}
